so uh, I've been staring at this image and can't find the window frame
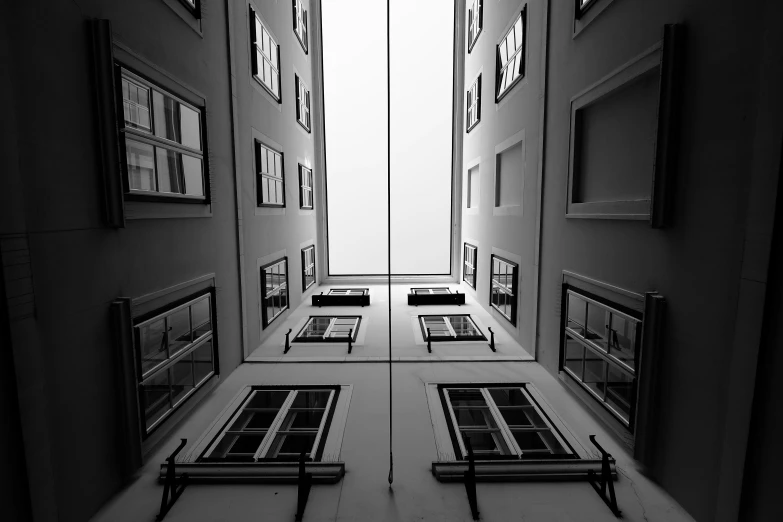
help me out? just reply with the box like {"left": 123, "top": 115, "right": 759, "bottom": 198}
{"left": 132, "top": 289, "right": 217, "bottom": 438}
{"left": 467, "top": 0, "right": 483, "bottom": 53}
{"left": 301, "top": 245, "right": 316, "bottom": 291}
{"left": 292, "top": 0, "right": 309, "bottom": 54}
{"left": 249, "top": 5, "right": 282, "bottom": 102}
{"left": 294, "top": 316, "right": 362, "bottom": 343}
{"left": 463, "top": 243, "right": 478, "bottom": 289}
{"left": 118, "top": 67, "right": 208, "bottom": 203}
{"left": 295, "top": 74, "right": 312, "bottom": 132}
{"left": 411, "top": 288, "right": 453, "bottom": 295}
{"left": 326, "top": 289, "right": 368, "bottom": 296}
{"left": 490, "top": 255, "right": 519, "bottom": 326}
{"left": 255, "top": 140, "right": 286, "bottom": 208}
{"left": 299, "top": 164, "right": 313, "bottom": 209}
{"left": 418, "top": 314, "right": 487, "bottom": 342}
{"left": 260, "top": 257, "right": 290, "bottom": 328}
{"left": 575, "top": 0, "right": 598, "bottom": 20}
{"left": 466, "top": 73, "right": 482, "bottom": 133}
{"left": 495, "top": 7, "right": 526, "bottom": 103}
{"left": 178, "top": 0, "right": 201, "bottom": 18}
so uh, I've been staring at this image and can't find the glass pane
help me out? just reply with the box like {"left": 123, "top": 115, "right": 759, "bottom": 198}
{"left": 281, "top": 409, "right": 325, "bottom": 430}
{"left": 450, "top": 316, "right": 480, "bottom": 337}
{"left": 460, "top": 431, "right": 509, "bottom": 456}
{"left": 171, "top": 357, "right": 194, "bottom": 406}
{"left": 182, "top": 154, "right": 204, "bottom": 196}
{"left": 512, "top": 431, "right": 548, "bottom": 452}
{"left": 487, "top": 388, "right": 527, "bottom": 408}
{"left": 448, "top": 389, "right": 487, "bottom": 408}
{"left": 291, "top": 390, "right": 331, "bottom": 409}
{"left": 514, "top": 18, "right": 523, "bottom": 49}
{"left": 584, "top": 354, "right": 607, "bottom": 398}
{"left": 423, "top": 317, "right": 450, "bottom": 337}
{"left": 567, "top": 293, "right": 586, "bottom": 335}
{"left": 279, "top": 284, "right": 288, "bottom": 311}
{"left": 274, "top": 154, "right": 282, "bottom": 178}
{"left": 586, "top": 301, "right": 609, "bottom": 350}
{"left": 212, "top": 434, "right": 265, "bottom": 461}
{"left": 193, "top": 340, "right": 213, "bottom": 385}
{"left": 167, "top": 306, "right": 191, "bottom": 356}
{"left": 298, "top": 317, "right": 330, "bottom": 339}
{"left": 454, "top": 408, "right": 495, "bottom": 428}
{"left": 126, "top": 139, "right": 156, "bottom": 191}
{"left": 564, "top": 335, "right": 584, "bottom": 378}
{"left": 248, "top": 390, "right": 291, "bottom": 409}
{"left": 266, "top": 433, "right": 317, "bottom": 460}
{"left": 153, "top": 91, "right": 181, "bottom": 143}
{"left": 139, "top": 318, "right": 167, "bottom": 374}
{"left": 609, "top": 314, "right": 636, "bottom": 369}
{"left": 155, "top": 148, "right": 183, "bottom": 194}
{"left": 606, "top": 366, "right": 633, "bottom": 421}
{"left": 191, "top": 298, "right": 212, "bottom": 339}
{"left": 180, "top": 105, "right": 201, "bottom": 150}
{"left": 499, "top": 39, "right": 508, "bottom": 64}
{"left": 265, "top": 291, "right": 277, "bottom": 323}
{"left": 141, "top": 371, "right": 169, "bottom": 431}
{"left": 122, "top": 78, "right": 151, "bottom": 130}
{"left": 327, "top": 318, "right": 357, "bottom": 338}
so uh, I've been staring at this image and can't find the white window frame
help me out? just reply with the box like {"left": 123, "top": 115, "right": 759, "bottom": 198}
{"left": 250, "top": 6, "right": 281, "bottom": 101}
{"left": 466, "top": 73, "right": 481, "bottom": 132}
{"left": 256, "top": 141, "right": 286, "bottom": 207}
{"left": 301, "top": 245, "right": 316, "bottom": 291}
{"left": 293, "top": 0, "right": 309, "bottom": 53}
{"left": 463, "top": 243, "right": 477, "bottom": 289}
{"left": 295, "top": 74, "right": 311, "bottom": 132}
{"left": 495, "top": 8, "right": 526, "bottom": 102}
{"left": 327, "top": 289, "right": 368, "bottom": 296}
{"left": 411, "top": 288, "right": 452, "bottom": 295}
{"left": 294, "top": 316, "right": 361, "bottom": 342}
{"left": 419, "top": 314, "right": 485, "bottom": 341}
{"left": 490, "top": 254, "right": 518, "bottom": 325}
{"left": 261, "top": 257, "right": 289, "bottom": 328}
{"left": 467, "top": 0, "right": 482, "bottom": 53}
{"left": 299, "top": 164, "right": 313, "bottom": 209}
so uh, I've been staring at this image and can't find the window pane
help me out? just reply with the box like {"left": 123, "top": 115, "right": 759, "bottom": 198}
{"left": 193, "top": 340, "right": 213, "bottom": 385}
{"left": 606, "top": 366, "right": 633, "bottom": 421}
{"left": 281, "top": 409, "right": 325, "bottom": 430}
{"left": 423, "top": 317, "right": 450, "bottom": 337}
{"left": 461, "top": 431, "right": 509, "bottom": 456}
{"left": 126, "top": 139, "right": 156, "bottom": 191}
{"left": 266, "top": 433, "right": 317, "bottom": 460}
{"left": 567, "top": 294, "right": 586, "bottom": 335}
{"left": 122, "top": 78, "right": 151, "bottom": 130}
{"left": 182, "top": 154, "right": 204, "bottom": 196}
{"left": 512, "top": 431, "right": 549, "bottom": 452}
{"left": 299, "top": 317, "right": 330, "bottom": 339}
{"left": 139, "top": 318, "right": 167, "bottom": 374}
{"left": 584, "top": 354, "right": 606, "bottom": 398}
{"left": 167, "top": 306, "right": 191, "bottom": 356}
{"left": 454, "top": 408, "right": 495, "bottom": 428}
{"left": 191, "top": 297, "right": 212, "bottom": 339}
{"left": 514, "top": 18, "right": 523, "bottom": 49}
{"left": 153, "top": 91, "right": 181, "bottom": 143}
{"left": 448, "top": 389, "right": 486, "bottom": 408}
{"left": 171, "top": 356, "right": 194, "bottom": 406}
{"left": 249, "top": 390, "right": 290, "bottom": 409}
{"left": 266, "top": 291, "right": 276, "bottom": 322}
{"left": 450, "top": 316, "right": 479, "bottom": 337}
{"left": 180, "top": 105, "right": 201, "bottom": 150}
{"left": 609, "top": 314, "right": 636, "bottom": 369}
{"left": 141, "top": 371, "right": 170, "bottom": 431}
{"left": 212, "top": 434, "right": 266, "bottom": 461}
{"left": 291, "top": 390, "right": 331, "bottom": 409}
{"left": 564, "top": 335, "right": 584, "bottom": 378}
{"left": 586, "top": 301, "right": 609, "bottom": 349}
{"left": 155, "top": 148, "right": 183, "bottom": 194}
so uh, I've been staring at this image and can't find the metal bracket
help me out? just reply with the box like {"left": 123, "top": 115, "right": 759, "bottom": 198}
{"left": 464, "top": 437, "right": 480, "bottom": 520}
{"left": 427, "top": 328, "right": 432, "bottom": 353}
{"left": 295, "top": 453, "right": 313, "bottom": 522}
{"left": 347, "top": 329, "right": 353, "bottom": 354}
{"left": 156, "top": 439, "right": 188, "bottom": 521}
{"left": 487, "top": 327, "right": 496, "bottom": 352}
{"left": 283, "top": 329, "right": 293, "bottom": 354}
{"left": 588, "top": 435, "right": 621, "bottom": 517}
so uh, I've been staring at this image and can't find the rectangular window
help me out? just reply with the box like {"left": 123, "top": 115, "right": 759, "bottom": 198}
{"left": 299, "top": 164, "right": 313, "bottom": 209}
{"left": 200, "top": 387, "right": 338, "bottom": 462}
{"left": 466, "top": 74, "right": 481, "bottom": 132}
{"left": 327, "top": 289, "right": 368, "bottom": 296}
{"left": 293, "top": 0, "right": 309, "bottom": 53}
{"left": 419, "top": 315, "right": 486, "bottom": 342}
{"left": 250, "top": 6, "right": 281, "bottom": 101}
{"left": 412, "top": 288, "right": 452, "bottom": 295}
{"left": 120, "top": 70, "right": 206, "bottom": 200}
{"left": 495, "top": 8, "right": 526, "bottom": 102}
{"left": 467, "top": 0, "right": 482, "bottom": 53}
{"left": 562, "top": 289, "right": 641, "bottom": 426}
{"left": 295, "top": 316, "right": 361, "bottom": 342}
{"left": 301, "top": 245, "right": 316, "bottom": 291}
{"left": 440, "top": 385, "right": 577, "bottom": 460}
{"left": 261, "top": 258, "right": 289, "bottom": 328}
{"left": 490, "top": 255, "right": 518, "bottom": 325}
{"left": 295, "top": 74, "right": 311, "bottom": 132}
{"left": 134, "top": 291, "right": 216, "bottom": 435}
{"left": 256, "top": 141, "right": 285, "bottom": 207}
{"left": 463, "top": 243, "right": 477, "bottom": 289}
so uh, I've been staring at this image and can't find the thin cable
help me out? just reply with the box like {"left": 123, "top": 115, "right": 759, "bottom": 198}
{"left": 386, "top": 0, "right": 394, "bottom": 488}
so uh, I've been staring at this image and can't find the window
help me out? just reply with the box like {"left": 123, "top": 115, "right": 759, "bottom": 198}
{"left": 256, "top": 141, "right": 285, "bottom": 207}
{"left": 134, "top": 291, "right": 216, "bottom": 435}
{"left": 120, "top": 70, "right": 206, "bottom": 200}
{"left": 200, "top": 387, "right": 338, "bottom": 462}
{"left": 293, "top": 0, "right": 309, "bottom": 53}
{"left": 327, "top": 289, "right": 368, "bottom": 296}
{"left": 178, "top": 0, "right": 200, "bottom": 17}
{"left": 467, "top": 0, "right": 482, "bottom": 53}
{"left": 250, "top": 6, "right": 281, "bottom": 101}
{"left": 490, "top": 255, "right": 518, "bottom": 325}
{"left": 299, "top": 164, "right": 313, "bottom": 209}
{"left": 562, "top": 289, "right": 641, "bottom": 427}
{"left": 419, "top": 315, "right": 486, "bottom": 342}
{"left": 412, "top": 288, "right": 452, "bottom": 295}
{"left": 575, "top": 0, "right": 598, "bottom": 19}
{"left": 295, "top": 74, "right": 311, "bottom": 132}
{"left": 301, "top": 245, "right": 316, "bottom": 291}
{"left": 463, "top": 243, "right": 477, "bottom": 289}
{"left": 466, "top": 74, "right": 481, "bottom": 132}
{"left": 495, "top": 8, "right": 526, "bottom": 102}
{"left": 441, "top": 385, "right": 576, "bottom": 460}
{"left": 295, "top": 316, "right": 361, "bottom": 342}
{"left": 261, "top": 258, "right": 289, "bottom": 328}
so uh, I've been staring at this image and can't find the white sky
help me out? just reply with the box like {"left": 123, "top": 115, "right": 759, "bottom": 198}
{"left": 323, "top": 0, "right": 455, "bottom": 275}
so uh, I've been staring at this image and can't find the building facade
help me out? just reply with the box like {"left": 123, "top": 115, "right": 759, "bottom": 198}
{"left": 1, "top": 0, "right": 782, "bottom": 521}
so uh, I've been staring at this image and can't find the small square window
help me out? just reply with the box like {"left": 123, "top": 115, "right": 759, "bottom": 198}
{"left": 463, "top": 243, "right": 477, "bottom": 289}
{"left": 261, "top": 258, "right": 289, "bottom": 328}
{"left": 295, "top": 316, "right": 361, "bottom": 342}
{"left": 495, "top": 8, "right": 526, "bottom": 102}
{"left": 256, "top": 141, "right": 285, "bottom": 207}
{"left": 490, "top": 255, "right": 518, "bottom": 326}
{"left": 466, "top": 74, "right": 481, "bottom": 132}
{"left": 250, "top": 7, "right": 281, "bottom": 101}
{"left": 295, "top": 75, "right": 312, "bottom": 132}
{"left": 293, "top": 0, "right": 309, "bottom": 53}
{"left": 301, "top": 245, "right": 316, "bottom": 291}
{"left": 299, "top": 164, "right": 313, "bottom": 209}
{"left": 419, "top": 315, "right": 486, "bottom": 342}
{"left": 467, "top": 0, "right": 483, "bottom": 53}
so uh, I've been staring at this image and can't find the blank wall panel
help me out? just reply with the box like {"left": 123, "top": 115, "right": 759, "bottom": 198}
{"left": 468, "top": 166, "right": 480, "bottom": 208}
{"left": 496, "top": 141, "right": 524, "bottom": 207}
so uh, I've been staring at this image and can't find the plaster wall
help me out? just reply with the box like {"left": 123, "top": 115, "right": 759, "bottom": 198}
{"left": 2, "top": 1, "right": 244, "bottom": 519}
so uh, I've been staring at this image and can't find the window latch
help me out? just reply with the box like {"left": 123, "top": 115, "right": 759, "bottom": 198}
{"left": 463, "top": 436, "right": 480, "bottom": 520}
{"left": 284, "top": 329, "right": 293, "bottom": 354}
{"left": 156, "top": 438, "right": 188, "bottom": 521}
{"left": 587, "top": 435, "right": 621, "bottom": 517}
{"left": 487, "top": 327, "right": 496, "bottom": 352}
{"left": 295, "top": 452, "right": 313, "bottom": 522}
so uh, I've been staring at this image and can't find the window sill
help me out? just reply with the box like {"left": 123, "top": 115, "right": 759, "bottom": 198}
{"left": 431, "top": 458, "right": 614, "bottom": 482}
{"left": 161, "top": 461, "right": 345, "bottom": 484}
{"left": 125, "top": 199, "right": 212, "bottom": 220}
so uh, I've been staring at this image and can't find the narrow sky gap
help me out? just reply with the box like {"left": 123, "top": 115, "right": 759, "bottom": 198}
{"left": 323, "top": 0, "right": 455, "bottom": 275}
